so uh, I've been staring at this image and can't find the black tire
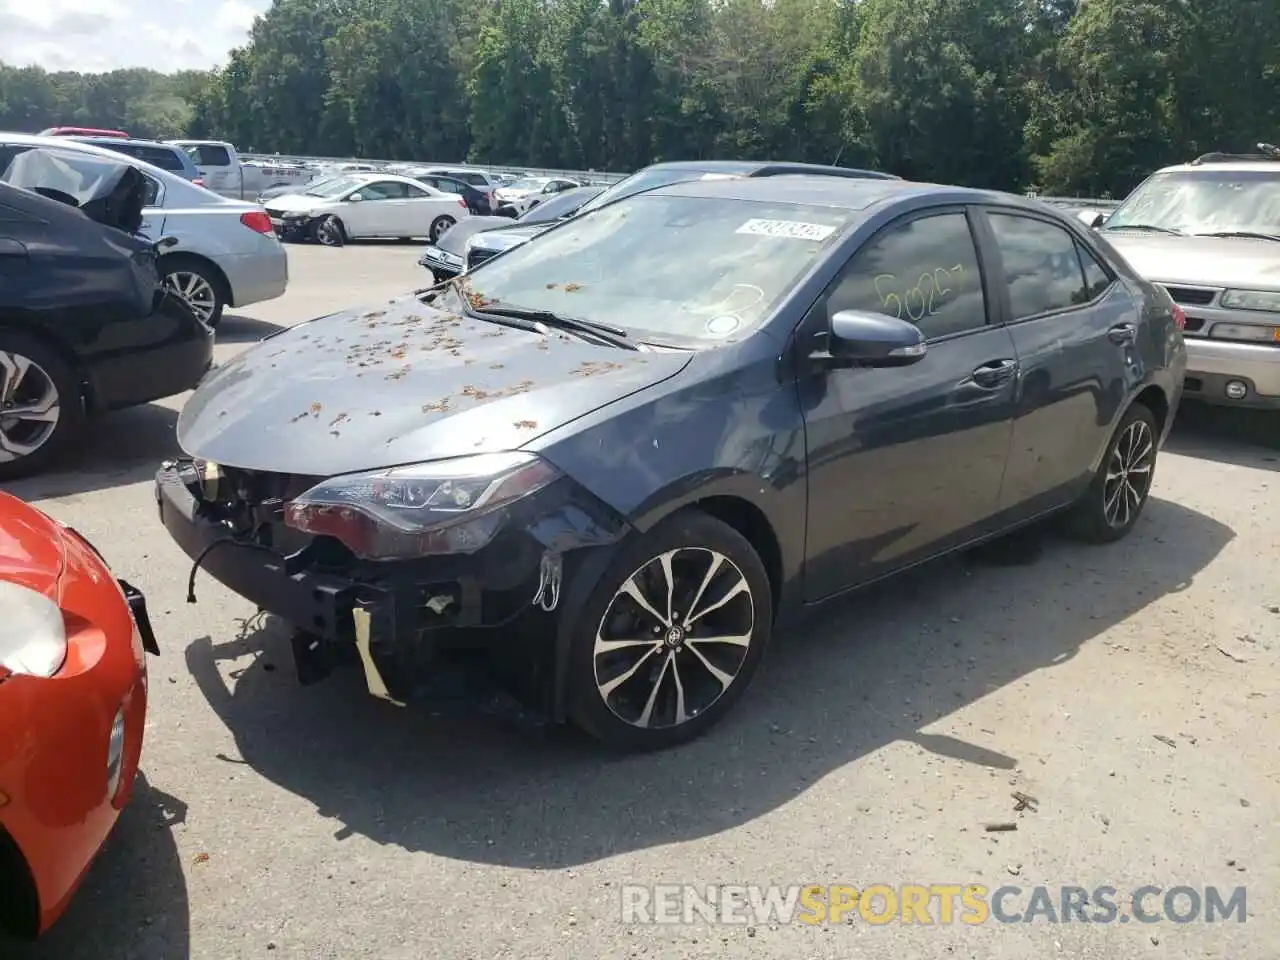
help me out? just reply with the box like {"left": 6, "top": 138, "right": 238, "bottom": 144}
{"left": 0, "top": 329, "right": 85, "bottom": 481}
{"left": 314, "top": 215, "right": 346, "bottom": 247}
{"left": 429, "top": 216, "right": 456, "bottom": 243}
{"left": 161, "top": 255, "right": 227, "bottom": 328}
{"left": 1067, "top": 401, "right": 1159, "bottom": 543}
{"left": 567, "top": 509, "right": 773, "bottom": 751}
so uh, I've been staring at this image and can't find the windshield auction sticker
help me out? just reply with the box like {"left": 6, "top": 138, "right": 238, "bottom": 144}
{"left": 736, "top": 218, "right": 836, "bottom": 241}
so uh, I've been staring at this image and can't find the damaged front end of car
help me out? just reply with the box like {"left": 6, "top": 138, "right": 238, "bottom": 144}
{"left": 155, "top": 453, "right": 630, "bottom": 707}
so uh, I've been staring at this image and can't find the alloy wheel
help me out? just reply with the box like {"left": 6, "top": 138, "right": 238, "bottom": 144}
{"left": 163, "top": 271, "right": 218, "bottom": 325}
{"left": 0, "top": 351, "right": 61, "bottom": 464}
{"left": 593, "top": 547, "right": 755, "bottom": 730}
{"left": 317, "top": 218, "right": 343, "bottom": 246}
{"left": 1103, "top": 418, "right": 1154, "bottom": 528}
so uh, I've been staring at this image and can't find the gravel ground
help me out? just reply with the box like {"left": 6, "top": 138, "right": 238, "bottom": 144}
{"left": 5, "top": 243, "right": 1277, "bottom": 960}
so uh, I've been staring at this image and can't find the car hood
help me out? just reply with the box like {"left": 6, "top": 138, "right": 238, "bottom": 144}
{"left": 1102, "top": 231, "right": 1280, "bottom": 289}
{"left": 471, "top": 222, "right": 552, "bottom": 251}
{"left": 435, "top": 217, "right": 515, "bottom": 255}
{"left": 0, "top": 493, "right": 65, "bottom": 598}
{"left": 264, "top": 194, "right": 330, "bottom": 215}
{"left": 177, "top": 295, "right": 693, "bottom": 476}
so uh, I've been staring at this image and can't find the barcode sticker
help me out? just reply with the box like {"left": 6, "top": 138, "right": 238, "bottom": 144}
{"left": 736, "top": 218, "right": 836, "bottom": 241}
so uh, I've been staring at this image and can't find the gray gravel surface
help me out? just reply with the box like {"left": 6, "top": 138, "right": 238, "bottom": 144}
{"left": 4, "top": 243, "right": 1277, "bottom": 960}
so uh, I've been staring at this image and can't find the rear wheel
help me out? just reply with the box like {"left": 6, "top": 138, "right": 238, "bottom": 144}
{"left": 429, "top": 216, "right": 456, "bottom": 243}
{"left": 567, "top": 510, "right": 772, "bottom": 751}
{"left": 1068, "top": 402, "right": 1159, "bottom": 543}
{"left": 161, "top": 256, "right": 226, "bottom": 328}
{"left": 0, "top": 330, "right": 84, "bottom": 481}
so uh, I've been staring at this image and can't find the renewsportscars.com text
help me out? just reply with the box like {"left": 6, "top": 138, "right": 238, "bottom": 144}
{"left": 621, "top": 884, "right": 1247, "bottom": 926}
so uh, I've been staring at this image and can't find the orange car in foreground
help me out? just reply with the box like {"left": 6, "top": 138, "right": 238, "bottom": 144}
{"left": 0, "top": 491, "right": 156, "bottom": 938}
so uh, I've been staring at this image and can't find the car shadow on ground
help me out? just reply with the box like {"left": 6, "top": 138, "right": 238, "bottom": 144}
{"left": 183, "top": 496, "right": 1233, "bottom": 868}
{"left": 5, "top": 774, "right": 190, "bottom": 960}
{"left": 2, "top": 403, "right": 180, "bottom": 502}
{"left": 1166, "top": 402, "right": 1279, "bottom": 471}
{"left": 216, "top": 314, "right": 287, "bottom": 345}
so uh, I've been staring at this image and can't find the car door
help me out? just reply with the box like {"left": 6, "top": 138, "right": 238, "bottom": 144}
{"left": 798, "top": 206, "right": 1019, "bottom": 601}
{"left": 403, "top": 182, "right": 454, "bottom": 235}
{"left": 974, "top": 207, "right": 1137, "bottom": 516}
{"left": 343, "top": 180, "right": 405, "bottom": 237}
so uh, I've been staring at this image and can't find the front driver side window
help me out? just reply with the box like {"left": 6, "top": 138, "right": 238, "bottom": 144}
{"left": 826, "top": 211, "right": 988, "bottom": 339}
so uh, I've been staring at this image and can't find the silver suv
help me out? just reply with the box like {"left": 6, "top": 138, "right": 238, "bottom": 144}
{"left": 1092, "top": 147, "right": 1280, "bottom": 410}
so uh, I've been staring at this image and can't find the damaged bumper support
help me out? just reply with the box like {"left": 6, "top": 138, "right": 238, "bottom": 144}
{"left": 154, "top": 459, "right": 627, "bottom": 703}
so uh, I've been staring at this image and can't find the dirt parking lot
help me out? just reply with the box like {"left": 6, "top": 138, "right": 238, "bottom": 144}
{"left": 6, "top": 243, "right": 1277, "bottom": 960}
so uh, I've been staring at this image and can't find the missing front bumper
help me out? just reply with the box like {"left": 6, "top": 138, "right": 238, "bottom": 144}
{"left": 154, "top": 461, "right": 628, "bottom": 699}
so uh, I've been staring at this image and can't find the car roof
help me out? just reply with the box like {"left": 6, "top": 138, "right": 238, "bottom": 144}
{"left": 1154, "top": 160, "right": 1280, "bottom": 175}
{"left": 71, "top": 136, "right": 186, "bottom": 151}
{"left": 648, "top": 174, "right": 1025, "bottom": 212}
{"left": 0, "top": 132, "right": 236, "bottom": 203}
{"left": 641, "top": 159, "right": 899, "bottom": 181}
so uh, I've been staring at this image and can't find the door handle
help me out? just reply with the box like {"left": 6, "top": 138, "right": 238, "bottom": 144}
{"left": 1108, "top": 323, "right": 1137, "bottom": 344}
{"left": 966, "top": 358, "right": 1018, "bottom": 389}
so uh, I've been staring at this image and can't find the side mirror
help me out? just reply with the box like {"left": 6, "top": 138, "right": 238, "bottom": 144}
{"left": 1077, "top": 209, "right": 1106, "bottom": 229}
{"left": 348, "top": 193, "right": 364, "bottom": 202}
{"left": 817, "top": 310, "right": 927, "bottom": 368}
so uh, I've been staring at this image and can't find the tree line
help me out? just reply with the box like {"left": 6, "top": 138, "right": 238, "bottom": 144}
{"left": 2, "top": 0, "right": 1278, "bottom": 198}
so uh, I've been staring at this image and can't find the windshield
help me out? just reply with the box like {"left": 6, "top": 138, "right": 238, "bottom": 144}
{"left": 450, "top": 194, "right": 852, "bottom": 345}
{"left": 305, "top": 176, "right": 363, "bottom": 198}
{"left": 577, "top": 168, "right": 737, "bottom": 215}
{"left": 505, "top": 177, "right": 548, "bottom": 191}
{"left": 1105, "top": 170, "right": 1280, "bottom": 235}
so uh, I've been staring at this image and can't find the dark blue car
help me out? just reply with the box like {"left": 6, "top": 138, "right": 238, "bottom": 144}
{"left": 156, "top": 176, "right": 1187, "bottom": 750}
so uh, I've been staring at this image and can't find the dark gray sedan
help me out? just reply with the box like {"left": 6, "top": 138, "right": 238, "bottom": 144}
{"left": 156, "top": 177, "right": 1186, "bottom": 751}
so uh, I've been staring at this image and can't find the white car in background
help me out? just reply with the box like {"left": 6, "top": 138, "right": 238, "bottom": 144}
{"left": 492, "top": 175, "right": 582, "bottom": 216}
{"left": 0, "top": 132, "right": 288, "bottom": 328}
{"left": 261, "top": 173, "right": 470, "bottom": 246}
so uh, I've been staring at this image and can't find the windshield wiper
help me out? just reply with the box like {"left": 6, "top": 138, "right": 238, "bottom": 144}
{"left": 1192, "top": 230, "right": 1280, "bottom": 242}
{"left": 1102, "top": 223, "right": 1184, "bottom": 235}
{"left": 474, "top": 304, "right": 639, "bottom": 351}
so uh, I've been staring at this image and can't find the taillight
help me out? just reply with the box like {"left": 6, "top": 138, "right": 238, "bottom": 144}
{"left": 193, "top": 177, "right": 205, "bottom": 188}
{"left": 457, "top": 197, "right": 467, "bottom": 210}
{"left": 1171, "top": 304, "right": 1187, "bottom": 330}
{"left": 240, "top": 211, "right": 274, "bottom": 235}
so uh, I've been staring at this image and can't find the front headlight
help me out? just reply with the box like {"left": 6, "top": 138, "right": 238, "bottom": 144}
{"left": 283, "top": 452, "right": 561, "bottom": 560}
{"left": 0, "top": 581, "right": 68, "bottom": 678}
{"left": 1220, "top": 288, "right": 1280, "bottom": 312}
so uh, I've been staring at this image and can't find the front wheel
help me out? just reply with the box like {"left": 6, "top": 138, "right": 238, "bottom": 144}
{"left": 313, "top": 215, "right": 346, "bottom": 247}
{"left": 567, "top": 510, "right": 773, "bottom": 751}
{"left": 1067, "top": 401, "right": 1159, "bottom": 543}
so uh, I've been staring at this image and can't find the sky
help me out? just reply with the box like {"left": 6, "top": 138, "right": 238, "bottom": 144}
{"left": 0, "top": 0, "right": 272, "bottom": 73}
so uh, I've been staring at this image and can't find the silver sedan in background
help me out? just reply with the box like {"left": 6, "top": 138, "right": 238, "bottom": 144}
{"left": 0, "top": 133, "right": 289, "bottom": 328}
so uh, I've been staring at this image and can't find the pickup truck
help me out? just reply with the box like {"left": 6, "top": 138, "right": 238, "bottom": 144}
{"left": 167, "top": 140, "right": 316, "bottom": 201}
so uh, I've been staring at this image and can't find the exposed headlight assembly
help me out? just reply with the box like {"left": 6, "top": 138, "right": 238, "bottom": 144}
{"left": 284, "top": 452, "right": 561, "bottom": 560}
{"left": 0, "top": 581, "right": 68, "bottom": 678}
{"left": 1220, "top": 288, "right": 1280, "bottom": 313}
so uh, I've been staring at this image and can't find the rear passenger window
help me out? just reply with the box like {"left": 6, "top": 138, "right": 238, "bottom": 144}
{"left": 988, "top": 213, "right": 1090, "bottom": 319}
{"left": 825, "top": 211, "right": 988, "bottom": 339}
{"left": 134, "top": 147, "right": 185, "bottom": 172}
{"left": 193, "top": 145, "right": 231, "bottom": 166}
{"left": 1077, "top": 242, "right": 1112, "bottom": 300}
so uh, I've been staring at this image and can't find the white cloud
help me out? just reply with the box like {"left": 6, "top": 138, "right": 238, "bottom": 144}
{"left": 0, "top": 0, "right": 272, "bottom": 72}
